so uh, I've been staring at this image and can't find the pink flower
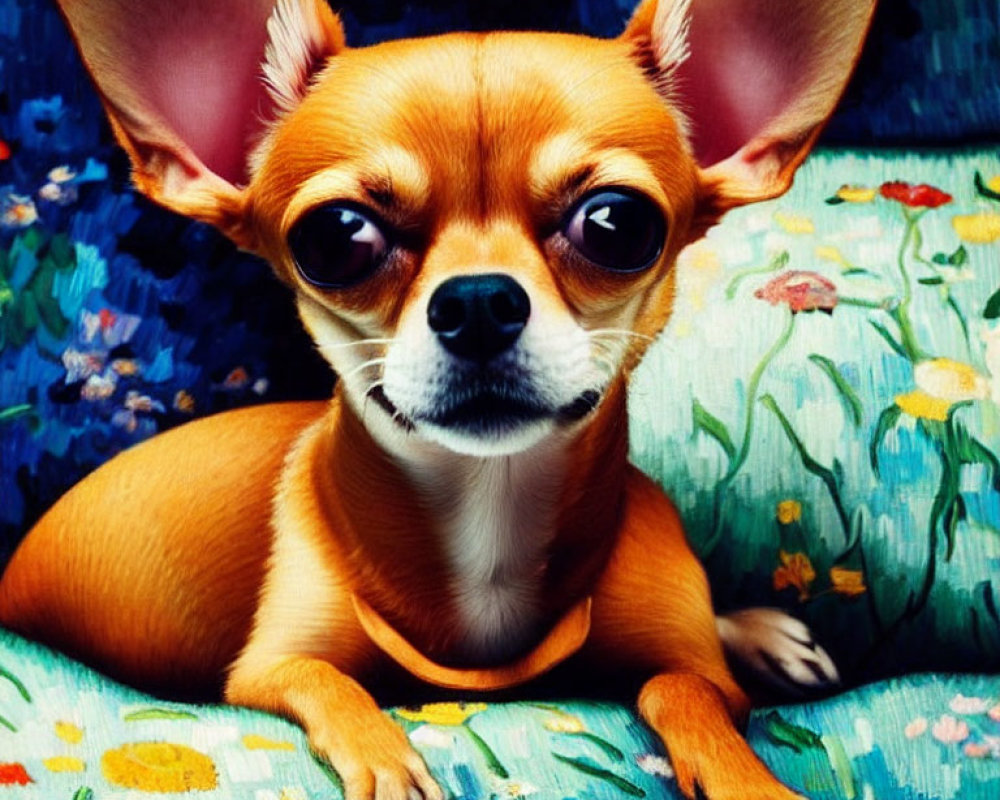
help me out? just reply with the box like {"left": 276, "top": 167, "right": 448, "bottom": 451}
{"left": 989, "top": 705, "right": 1000, "bottom": 722}
{"left": 932, "top": 715, "right": 970, "bottom": 744}
{"left": 904, "top": 717, "right": 928, "bottom": 739}
{"left": 949, "top": 694, "right": 989, "bottom": 715}
{"left": 754, "top": 271, "right": 838, "bottom": 314}
{"left": 965, "top": 742, "right": 991, "bottom": 758}
{"left": 880, "top": 181, "right": 952, "bottom": 209}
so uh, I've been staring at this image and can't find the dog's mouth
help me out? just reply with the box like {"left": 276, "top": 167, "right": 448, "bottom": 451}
{"left": 366, "top": 383, "right": 601, "bottom": 437}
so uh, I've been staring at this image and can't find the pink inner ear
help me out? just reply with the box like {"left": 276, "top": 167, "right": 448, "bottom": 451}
{"left": 675, "top": 4, "right": 812, "bottom": 168}
{"left": 143, "top": 5, "right": 275, "bottom": 186}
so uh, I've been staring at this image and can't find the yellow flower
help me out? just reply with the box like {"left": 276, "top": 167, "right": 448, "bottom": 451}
{"left": 895, "top": 390, "right": 951, "bottom": 422}
{"left": 101, "top": 742, "right": 217, "bottom": 792}
{"left": 773, "top": 550, "right": 816, "bottom": 601}
{"left": 54, "top": 720, "right": 84, "bottom": 744}
{"left": 952, "top": 212, "right": 1000, "bottom": 244}
{"left": 43, "top": 756, "right": 85, "bottom": 773}
{"left": 543, "top": 712, "right": 586, "bottom": 734}
{"left": 914, "top": 358, "right": 989, "bottom": 403}
{"left": 815, "top": 245, "right": 849, "bottom": 266}
{"left": 394, "top": 702, "right": 487, "bottom": 726}
{"left": 242, "top": 733, "right": 295, "bottom": 751}
{"left": 988, "top": 176, "right": 1000, "bottom": 194}
{"left": 835, "top": 185, "right": 877, "bottom": 203}
{"left": 776, "top": 500, "right": 802, "bottom": 525}
{"left": 829, "top": 566, "right": 866, "bottom": 597}
{"left": 773, "top": 211, "right": 815, "bottom": 235}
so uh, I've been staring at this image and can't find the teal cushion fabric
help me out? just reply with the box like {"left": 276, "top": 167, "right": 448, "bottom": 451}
{"left": 630, "top": 147, "right": 1000, "bottom": 684}
{"left": 2, "top": 628, "right": 999, "bottom": 798}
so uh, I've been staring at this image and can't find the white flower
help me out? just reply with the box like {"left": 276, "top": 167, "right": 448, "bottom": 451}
{"left": 408, "top": 725, "right": 455, "bottom": 749}
{"left": 491, "top": 778, "right": 538, "bottom": 798}
{"left": 914, "top": 358, "right": 989, "bottom": 403}
{"left": 81, "top": 371, "right": 117, "bottom": 401}
{"left": 48, "top": 165, "right": 77, "bottom": 183}
{"left": 949, "top": 694, "right": 990, "bottom": 715}
{"left": 636, "top": 753, "right": 674, "bottom": 779}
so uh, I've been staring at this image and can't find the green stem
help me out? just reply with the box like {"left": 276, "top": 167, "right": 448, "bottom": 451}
{"left": 838, "top": 296, "right": 893, "bottom": 311}
{"left": 464, "top": 722, "right": 508, "bottom": 779}
{"left": 703, "top": 312, "right": 796, "bottom": 555}
{"left": 893, "top": 209, "right": 926, "bottom": 362}
{"left": 0, "top": 713, "right": 16, "bottom": 732}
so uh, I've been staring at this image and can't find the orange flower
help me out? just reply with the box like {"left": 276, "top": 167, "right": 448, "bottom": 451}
{"left": 773, "top": 550, "right": 816, "bottom": 601}
{"left": 829, "top": 566, "right": 866, "bottom": 597}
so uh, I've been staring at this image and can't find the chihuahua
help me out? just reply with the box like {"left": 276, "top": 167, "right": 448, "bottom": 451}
{"left": 0, "top": 0, "right": 874, "bottom": 797}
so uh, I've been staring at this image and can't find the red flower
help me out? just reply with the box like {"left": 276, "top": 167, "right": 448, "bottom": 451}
{"left": 879, "top": 181, "right": 952, "bottom": 208}
{"left": 0, "top": 140, "right": 9, "bottom": 160}
{"left": 754, "top": 271, "right": 838, "bottom": 314}
{"left": 0, "top": 763, "right": 33, "bottom": 786}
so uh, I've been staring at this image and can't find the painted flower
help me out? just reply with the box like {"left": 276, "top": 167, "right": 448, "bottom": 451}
{"left": 81, "top": 371, "right": 118, "bottom": 402}
{"left": 173, "top": 390, "right": 197, "bottom": 414}
{"left": 879, "top": 181, "right": 952, "bottom": 208}
{"left": 636, "top": 753, "right": 674, "bottom": 779}
{"left": 776, "top": 500, "right": 802, "bottom": 525}
{"left": 915, "top": 359, "right": 990, "bottom": 403}
{"left": 55, "top": 720, "right": 84, "bottom": 744}
{"left": 0, "top": 140, "right": 9, "bottom": 160}
{"left": 48, "top": 165, "right": 77, "bottom": 184}
{"left": 964, "top": 737, "right": 1000, "bottom": 759}
{"left": 952, "top": 212, "right": 1000, "bottom": 244}
{"left": 43, "top": 756, "right": 85, "bottom": 773}
{"left": 1, "top": 193, "right": 38, "bottom": 228}
{"left": 829, "top": 566, "right": 866, "bottom": 597}
{"left": 773, "top": 550, "right": 816, "bottom": 601}
{"left": 395, "top": 702, "right": 488, "bottom": 726}
{"left": 755, "top": 271, "right": 838, "bottom": 314}
{"left": 242, "top": 733, "right": 295, "bottom": 751}
{"left": 492, "top": 778, "right": 539, "bottom": 798}
{"left": 989, "top": 704, "right": 1000, "bottom": 722}
{"left": 830, "top": 185, "right": 877, "bottom": 204}
{"left": 0, "top": 763, "right": 33, "bottom": 786}
{"left": 101, "top": 742, "right": 217, "bottom": 791}
{"left": 949, "top": 694, "right": 990, "bottom": 715}
{"left": 931, "top": 715, "right": 970, "bottom": 744}
{"left": 543, "top": 712, "right": 586, "bottom": 734}
{"left": 409, "top": 725, "right": 457, "bottom": 749}
{"left": 894, "top": 390, "right": 951, "bottom": 422}
{"left": 904, "top": 717, "right": 928, "bottom": 739}
{"left": 773, "top": 211, "right": 815, "bottom": 234}
{"left": 38, "top": 180, "right": 78, "bottom": 205}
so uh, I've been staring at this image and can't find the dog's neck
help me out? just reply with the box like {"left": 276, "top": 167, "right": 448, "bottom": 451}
{"left": 315, "top": 380, "right": 629, "bottom": 665}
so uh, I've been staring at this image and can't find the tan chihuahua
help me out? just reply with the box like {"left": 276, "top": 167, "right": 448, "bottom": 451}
{"left": 0, "top": 0, "right": 874, "bottom": 797}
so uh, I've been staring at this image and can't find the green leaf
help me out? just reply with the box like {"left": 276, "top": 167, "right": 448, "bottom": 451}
{"left": 72, "top": 789, "right": 95, "bottom": 800}
{"left": 692, "top": 398, "right": 736, "bottom": 462}
{"left": 760, "top": 711, "right": 824, "bottom": 753}
{"left": 918, "top": 276, "right": 945, "bottom": 285}
{"left": 825, "top": 195, "right": 846, "bottom": 205}
{"left": 123, "top": 707, "right": 199, "bottom": 722}
{"left": 949, "top": 245, "right": 968, "bottom": 266}
{"left": 975, "top": 171, "right": 1000, "bottom": 202}
{"left": 870, "top": 404, "right": 903, "bottom": 477}
{"left": 464, "top": 723, "right": 508, "bottom": 779}
{"left": 566, "top": 731, "right": 625, "bottom": 762}
{"left": 869, "top": 320, "right": 907, "bottom": 357}
{"left": 980, "top": 581, "right": 999, "bottom": 625}
{"left": 0, "top": 664, "right": 31, "bottom": 702}
{"left": 953, "top": 425, "right": 1000, "bottom": 492}
{"left": 0, "top": 713, "right": 16, "bottom": 732}
{"left": 808, "top": 354, "right": 863, "bottom": 427}
{"left": 932, "top": 252, "right": 950, "bottom": 265}
{"left": 0, "top": 404, "right": 33, "bottom": 426}
{"left": 821, "top": 735, "right": 857, "bottom": 800}
{"left": 944, "top": 494, "right": 967, "bottom": 561}
{"left": 985, "top": 289, "right": 1000, "bottom": 320}
{"left": 552, "top": 754, "right": 646, "bottom": 797}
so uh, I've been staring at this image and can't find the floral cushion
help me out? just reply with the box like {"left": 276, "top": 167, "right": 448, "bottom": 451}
{"left": 2, "top": 627, "right": 999, "bottom": 798}
{"left": 631, "top": 148, "right": 1000, "bottom": 683}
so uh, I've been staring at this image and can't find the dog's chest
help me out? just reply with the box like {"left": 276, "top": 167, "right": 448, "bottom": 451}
{"left": 410, "top": 448, "right": 566, "bottom": 664}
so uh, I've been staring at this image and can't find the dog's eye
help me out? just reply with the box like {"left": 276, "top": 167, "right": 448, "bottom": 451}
{"left": 288, "top": 205, "right": 389, "bottom": 288}
{"left": 563, "top": 189, "right": 665, "bottom": 273}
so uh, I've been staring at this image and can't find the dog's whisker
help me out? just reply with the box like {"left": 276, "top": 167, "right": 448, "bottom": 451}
{"left": 340, "top": 357, "right": 387, "bottom": 383}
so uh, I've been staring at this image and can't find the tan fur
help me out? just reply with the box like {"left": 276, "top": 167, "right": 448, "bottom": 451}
{"left": 0, "top": 1, "right": 875, "bottom": 798}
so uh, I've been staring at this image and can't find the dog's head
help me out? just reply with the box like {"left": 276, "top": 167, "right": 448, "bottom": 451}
{"left": 59, "top": 0, "right": 873, "bottom": 456}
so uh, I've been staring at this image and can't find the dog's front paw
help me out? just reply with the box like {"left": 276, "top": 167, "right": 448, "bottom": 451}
{"left": 717, "top": 607, "right": 839, "bottom": 698}
{"left": 310, "top": 713, "right": 443, "bottom": 800}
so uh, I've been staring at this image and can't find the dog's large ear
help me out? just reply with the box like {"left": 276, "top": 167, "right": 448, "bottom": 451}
{"left": 622, "top": 0, "right": 875, "bottom": 217}
{"left": 55, "top": 0, "right": 344, "bottom": 247}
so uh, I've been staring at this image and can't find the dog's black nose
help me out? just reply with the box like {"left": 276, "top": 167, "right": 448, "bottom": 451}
{"left": 427, "top": 273, "right": 530, "bottom": 363}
